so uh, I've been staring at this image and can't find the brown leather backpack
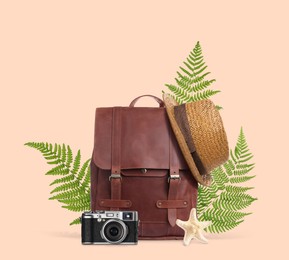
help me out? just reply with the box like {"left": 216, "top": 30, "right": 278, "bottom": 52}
{"left": 90, "top": 95, "right": 198, "bottom": 239}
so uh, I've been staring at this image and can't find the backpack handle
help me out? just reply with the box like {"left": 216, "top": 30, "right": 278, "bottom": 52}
{"left": 129, "top": 95, "right": 165, "bottom": 108}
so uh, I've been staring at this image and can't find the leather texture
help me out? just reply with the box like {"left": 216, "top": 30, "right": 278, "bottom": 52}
{"left": 91, "top": 95, "right": 198, "bottom": 239}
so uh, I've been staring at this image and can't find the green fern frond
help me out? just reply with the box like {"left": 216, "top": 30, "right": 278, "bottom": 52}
{"left": 25, "top": 142, "right": 91, "bottom": 225}
{"left": 197, "top": 128, "right": 257, "bottom": 233}
{"left": 165, "top": 41, "right": 219, "bottom": 105}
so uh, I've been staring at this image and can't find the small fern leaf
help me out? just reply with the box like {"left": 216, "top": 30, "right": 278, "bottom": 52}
{"left": 194, "top": 65, "right": 208, "bottom": 77}
{"left": 200, "top": 208, "right": 251, "bottom": 223}
{"left": 61, "top": 144, "right": 66, "bottom": 163}
{"left": 47, "top": 159, "right": 62, "bottom": 165}
{"left": 66, "top": 145, "right": 73, "bottom": 168}
{"left": 191, "top": 80, "right": 215, "bottom": 93}
{"left": 59, "top": 193, "right": 90, "bottom": 205}
{"left": 49, "top": 187, "right": 85, "bottom": 201}
{"left": 50, "top": 180, "right": 80, "bottom": 194}
{"left": 70, "top": 217, "right": 81, "bottom": 225}
{"left": 56, "top": 144, "right": 62, "bottom": 158}
{"left": 233, "top": 167, "right": 255, "bottom": 176}
{"left": 49, "top": 174, "right": 75, "bottom": 186}
{"left": 212, "top": 192, "right": 257, "bottom": 211}
{"left": 82, "top": 166, "right": 91, "bottom": 189}
{"left": 230, "top": 149, "right": 238, "bottom": 164}
{"left": 206, "top": 220, "right": 244, "bottom": 233}
{"left": 197, "top": 182, "right": 219, "bottom": 215}
{"left": 71, "top": 150, "right": 81, "bottom": 174}
{"left": 62, "top": 204, "right": 90, "bottom": 212}
{"left": 225, "top": 185, "right": 254, "bottom": 193}
{"left": 190, "top": 90, "right": 220, "bottom": 102}
{"left": 165, "top": 41, "right": 218, "bottom": 104}
{"left": 44, "top": 154, "right": 58, "bottom": 160}
{"left": 211, "top": 166, "right": 229, "bottom": 190}
{"left": 78, "top": 159, "right": 90, "bottom": 183}
{"left": 230, "top": 175, "right": 256, "bottom": 184}
{"left": 223, "top": 159, "right": 235, "bottom": 176}
{"left": 45, "top": 164, "right": 69, "bottom": 176}
{"left": 238, "top": 155, "right": 254, "bottom": 163}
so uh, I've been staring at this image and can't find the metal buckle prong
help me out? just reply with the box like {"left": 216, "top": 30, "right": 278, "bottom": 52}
{"left": 168, "top": 175, "right": 181, "bottom": 183}
{"left": 109, "top": 173, "right": 122, "bottom": 181}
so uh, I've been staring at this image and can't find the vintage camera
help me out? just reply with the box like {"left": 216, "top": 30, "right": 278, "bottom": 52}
{"left": 81, "top": 211, "right": 138, "bottom": 244}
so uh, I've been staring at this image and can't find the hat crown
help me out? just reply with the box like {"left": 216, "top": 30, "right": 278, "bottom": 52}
{"left": 164, "top": 93, "right": 229, "bottom": 186}
{"left": 184, "top": 100, "right": 229, "bottom": 172}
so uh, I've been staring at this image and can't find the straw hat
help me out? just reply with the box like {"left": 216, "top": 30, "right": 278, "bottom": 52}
{"left": 163, "top": 93, "right": 229, "bottom": 186}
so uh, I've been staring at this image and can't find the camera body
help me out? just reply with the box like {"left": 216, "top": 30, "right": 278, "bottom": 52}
{"left": 81, "top": 211, "right": 138, "bottom": 244}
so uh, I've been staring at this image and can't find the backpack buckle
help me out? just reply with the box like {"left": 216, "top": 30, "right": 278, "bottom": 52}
{"left": 109, "top": 173, "right": 122, "bottom": 181}
{"left": 168, "top": 175, "right": 181, "bottom": 183}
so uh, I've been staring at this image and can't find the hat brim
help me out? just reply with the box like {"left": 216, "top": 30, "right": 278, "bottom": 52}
{"left": 163, "top": 94, "right": 211, "bottom": 186}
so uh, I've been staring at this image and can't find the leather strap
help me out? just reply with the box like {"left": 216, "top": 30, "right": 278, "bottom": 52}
{"left": 156, "top": 200, "right": 188, "bottom": 209}
{"left": 129, "top": 95, "right": 165, "bottom": 108}
{"left": 111, "top": 107, "right": 122, "bottom": 176}
{"left": 110, "top": 107, "right": 122, "bottom": 210}
{"left": 168, "top": 126, "right": 180, "bottom": 227}
{"left": 99, "top": 199, "right": 132, "bottom": 208}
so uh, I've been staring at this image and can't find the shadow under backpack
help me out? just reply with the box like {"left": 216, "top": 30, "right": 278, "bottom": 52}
{"left": 90, "top": 95, "right": 197, "bottom": 240}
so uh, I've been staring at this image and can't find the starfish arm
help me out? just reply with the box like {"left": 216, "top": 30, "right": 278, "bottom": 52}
{"left": 183, "top": 231, "right": 195, "bottom": 246}
{"left": 190, "top": 208, "right": 197, "bottom": 221}
{"left": 176, "top": 219, "right": 187, "bottom": 230}
{"left": 195, "top": 229, "right": 209, "bottom": 244}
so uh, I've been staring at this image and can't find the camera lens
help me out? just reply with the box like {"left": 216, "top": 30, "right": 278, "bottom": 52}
{"left": 101, "top": 219, "right": 128, "bottom": 244}
{"left": 109, "top": 227, "right": 119, "bottom": 237}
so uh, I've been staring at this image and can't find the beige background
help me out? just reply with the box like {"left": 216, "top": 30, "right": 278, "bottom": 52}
{"left": 1, "top": 0, "right": 288, "bottom": 259}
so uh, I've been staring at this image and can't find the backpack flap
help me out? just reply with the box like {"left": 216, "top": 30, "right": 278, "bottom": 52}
{"left": 92, "top": 107, "right": 188, "bottom": 171}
